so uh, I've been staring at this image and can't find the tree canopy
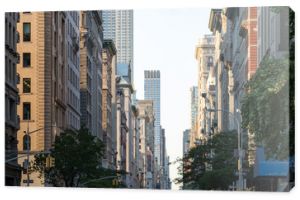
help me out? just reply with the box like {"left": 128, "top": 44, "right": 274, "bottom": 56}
{"left": 175, "top": 131, "right": 238, "bottom": 190}
{"left": 241, "top": 8, "right": 294, "bottom": 161}
{"left": 241, "top": 56, "right": 290, "bottom": 160}
{"left": 33, "top": 126, "right": 124, "bottom": 187}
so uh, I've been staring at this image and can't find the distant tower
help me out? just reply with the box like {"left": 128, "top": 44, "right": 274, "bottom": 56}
{"left": 144, "top": 70, "right": 161, "bottom": 166}
{"left": 102, "top": 10, "right": 134, "bottom": 84}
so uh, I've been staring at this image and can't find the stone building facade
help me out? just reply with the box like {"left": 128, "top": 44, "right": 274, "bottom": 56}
{"left": 5, "top": 12, "right": 22, "bottom": 186}
{"left": 16, "top": 12, "right": 80, "bottom": 186}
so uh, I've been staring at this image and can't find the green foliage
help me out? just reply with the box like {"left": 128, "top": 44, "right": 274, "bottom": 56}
{"left": 175, "top": 131, "right": 237, "bottom": 190}
{"left": 289, "top": 8, "right": 295, "bottom": 158}
{"left": 241, "top": 56, "right": 290, "bottom": 160}
{"left": 241, "top": 8, "right": 295, "bottom": 161}
{"left": 33, "top": 126, "right": 124, "bottom": 187}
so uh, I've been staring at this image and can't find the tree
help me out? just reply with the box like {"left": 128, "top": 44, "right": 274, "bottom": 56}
{"left": 241, "top": 56, "right": 289, "bottom": 160}
{"left": 33, "top": 126, "right": 123, "bottom": 187}
{"left": 175, "top": 131, "right": 238, "bottom": 190}
{"left": 288, "top": 8, "right": 295, "bottom": 159}
{"left": 288, "top": 8, "right": 295, "bottom": 187}
{"left": 241, "top": 8, "right": 294, "bottom": 161}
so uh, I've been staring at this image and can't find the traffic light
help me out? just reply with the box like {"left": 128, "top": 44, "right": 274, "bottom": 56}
{"left": 50, "top": 156, "right": 55, "bottom": 167}
{"left": 22, "top": 159, "right": 29, "bottom": 174}
{"left": 112, "top": 178, "right": 119, "bottom": 187}
{"left": 46, "top": 156, "right": 50, "bottom": 168}
{"left": 46, "top": 155, "right": 55, "bottom": 168}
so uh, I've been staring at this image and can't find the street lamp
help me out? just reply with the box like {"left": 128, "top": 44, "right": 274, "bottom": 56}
{"left": 206, "top": 108, "right": 244, "bottom": 191}
{"left": 23, "top": 122, "right": 62, "bottom": 186}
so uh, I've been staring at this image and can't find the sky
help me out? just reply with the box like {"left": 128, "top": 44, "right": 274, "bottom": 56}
{"left": 134, "top": 8, "right": 211, "bottom": 189}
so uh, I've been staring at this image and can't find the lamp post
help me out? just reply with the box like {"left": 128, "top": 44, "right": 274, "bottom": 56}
{"left": 23, "top": 123, "right": 62, "bottom": 186}
{"left": 206, "top": 108, "right": 244, "bottom": 191}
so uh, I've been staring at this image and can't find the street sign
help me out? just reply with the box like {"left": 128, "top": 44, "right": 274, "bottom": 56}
{"left": 23, "top": 180, "right": 33, "bottom": 184}
{"left": 23, "top": 159, "right": 29, "bottom": 169}
{"left": 234, "top": 149, "right": 246, "bottom": 158}
{"left": 234, "top": 171, "right": 247, "bottom": 176}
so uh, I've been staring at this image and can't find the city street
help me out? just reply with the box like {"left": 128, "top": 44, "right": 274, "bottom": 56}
{"left": 5, "top": 7, "right": 294, "bottom": 191}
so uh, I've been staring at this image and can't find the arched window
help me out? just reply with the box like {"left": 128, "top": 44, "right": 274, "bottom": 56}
{"left": 23, "top": 135, "right": 31, "bottom": 151}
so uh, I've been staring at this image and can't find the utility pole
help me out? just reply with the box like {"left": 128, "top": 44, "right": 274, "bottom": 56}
{"left": 23, "top": 122, "right": 61, "bottom": 187}
{"left": 26, "top": 119, "right": 30, "bottom": 186}
{"left": 207, "top": 108, "right": 244, "bottom": 190}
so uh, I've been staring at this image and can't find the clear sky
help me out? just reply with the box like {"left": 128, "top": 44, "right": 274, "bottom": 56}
{"left": 134, "top": 8, "right": 211, "bottom": 189}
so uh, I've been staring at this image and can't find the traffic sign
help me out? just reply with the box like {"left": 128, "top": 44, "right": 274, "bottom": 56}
{"left": 23, "top": 180, "right": 33, "bottom": 184}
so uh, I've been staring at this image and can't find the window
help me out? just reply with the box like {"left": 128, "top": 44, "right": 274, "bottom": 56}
{"left": 8, "top": 60, "right": 11, "bottom": 82}
{"left": 5, "top": 19, "right": 7, "bottom": 44}
{"left": 23, "top": 102, "right": 31, "bottom": 120}
{"left": 23, "top": 78, "right": 31, "bottom": 93}
{"left": 8, "top": 23, "right": 12, "bottom": 47}
{"left": 12, "top": 27, "right": 15, "bottom": 47}
{"left": 12, "top": 63, "right": 16, "bottom": 85}
{"left": 9, "top": 99, "right": 15, "bottom": 122}
{"left": 23, "top": 23, "right": 31, "bottom": 41}
{"left": 5, "top": 57, "right": 8, "bottom": 81}
{"left": 23, "top": 53, "right": 31, "bottom": 67}
{"left": 23, "top": 135, "right": 31, "bottom": 151}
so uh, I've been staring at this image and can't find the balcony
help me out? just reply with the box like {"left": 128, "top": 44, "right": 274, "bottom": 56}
{"left": 16, "top": 53, "right": 20, "bottom": 64}
{"left": 16, "top": 95, "right": 20, "bottom": 105}
{"left": 16, "top": 73, "right": 20, "bottom": 84}
{"left": 16, "top": 31, "right": 20, "bottom": 43}
{"left": 16, "top": 115, "right": 20, "bottom": 130}
{"left": 8, "top": 46, "right": 14, "bottom": 54}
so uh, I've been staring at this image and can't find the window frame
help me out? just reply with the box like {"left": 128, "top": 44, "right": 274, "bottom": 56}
{"left": 23, "top": 53, "right": 31, "bottom": 67}
{"left": 23, "top": 134, "right": 31, "bottom": 151}
{"left": 23, "top": 22, "right": 31, "bottom": 42}
{"left": 23, "top": 102, "right": 31, "bottom": 120}
{"left": 23, "top": 78, "right": 31, "bottom": 93}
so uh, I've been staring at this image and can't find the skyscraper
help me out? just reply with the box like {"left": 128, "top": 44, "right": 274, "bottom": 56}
{"left": 102, "top": 10, "right": 134, "bottom": 84}
{"left": 144, "top": 70, "right": 161, "bottom": 166}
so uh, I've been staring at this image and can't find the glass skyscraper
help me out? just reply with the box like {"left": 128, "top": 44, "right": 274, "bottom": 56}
{"left": 144, "top": 70, "right": 161, "bottom": 166}
{"left": 102, "top": 10, "right": 134, "bottom": 83}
